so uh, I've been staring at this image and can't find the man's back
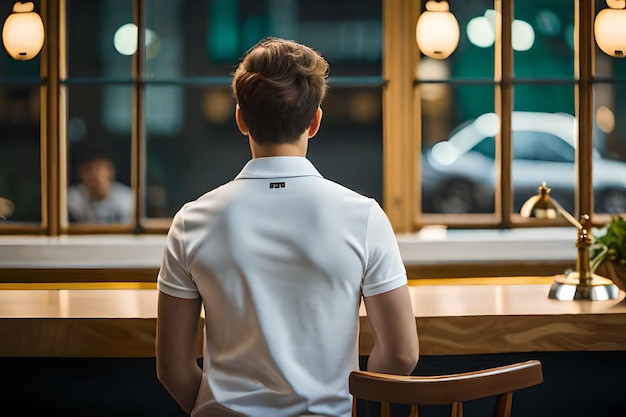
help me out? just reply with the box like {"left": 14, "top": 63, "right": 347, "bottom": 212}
{"left": 159, "top": 157, "right": 406, "bottom": 416}
{"left": 156, "top": 37, "right": 418, "bottom": 417}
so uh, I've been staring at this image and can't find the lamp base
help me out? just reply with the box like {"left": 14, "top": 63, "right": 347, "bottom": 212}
{"left": 548, "top": 272, "right": 619, "bottom": 301}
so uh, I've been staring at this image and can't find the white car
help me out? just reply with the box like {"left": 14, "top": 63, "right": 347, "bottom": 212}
{"left": 421, "top": 112, "right": 626, "bottom": 214}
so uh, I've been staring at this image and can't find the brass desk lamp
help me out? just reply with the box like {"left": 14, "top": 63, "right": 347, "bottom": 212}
{"left": 520, "top": 182, "right": 619, "bottom": 301}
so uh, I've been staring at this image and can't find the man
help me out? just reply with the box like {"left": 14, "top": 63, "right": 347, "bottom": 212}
{"left": 156, "top": 37, "right": 419, "bottom": 417}
{"left": 67, "top": 145, "right": 133, "bottom": 223}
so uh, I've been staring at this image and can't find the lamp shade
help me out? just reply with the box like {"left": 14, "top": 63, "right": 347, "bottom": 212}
{"left": 594, "top": 1, "right": 626, "bottom": 58}
{"left": 416, "top": 1, "right": 459, "bottom": 59}
{"left": 520, "top": 183, "right": 560, "bottom": 220}
{"left": 520, "top": 181, "right": 581, "bottom": 228}
{"left": 2, "top": 2, "right": 44, "bottom": 61}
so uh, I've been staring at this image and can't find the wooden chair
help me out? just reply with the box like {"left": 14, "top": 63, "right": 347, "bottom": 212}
{"left": 349, "top": 360, "right": 543, "bottom": 417}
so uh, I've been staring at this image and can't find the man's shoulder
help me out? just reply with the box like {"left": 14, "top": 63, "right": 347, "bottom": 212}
{"left": 175, "top": 181, "right": 237, "bottom": 213}
{"left": 67, "top": 183, "right": 87, "bottom": 201}
{"left": 111, "top": 181, "right": 132, "bottom": 193}
{"left": 315, "top": 177, "right": 377, "bottom": 205}
{"left": 194, "top": 180, "right": 237, "bottom": 202}
{"left": 109, "top": 182, "right": 133, "bottom": 204}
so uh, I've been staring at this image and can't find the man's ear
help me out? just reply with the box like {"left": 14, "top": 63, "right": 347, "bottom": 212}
{"left": 307, "top": 107, "right": 323, "bottom": 138}
{"left": 235, "top": 105, "right": 249, "bottom": 135}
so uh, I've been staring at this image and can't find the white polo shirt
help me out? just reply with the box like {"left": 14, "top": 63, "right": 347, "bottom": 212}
{"left": 158, "top": 156, "right": 407, "bottom": 417}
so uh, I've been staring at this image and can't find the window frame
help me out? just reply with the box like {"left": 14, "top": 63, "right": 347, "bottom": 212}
{"left": 400, "top": 0, "right": 609, "bottom": 231}
{"left": 0, "top": 0, "right": 614, "bottom": 236}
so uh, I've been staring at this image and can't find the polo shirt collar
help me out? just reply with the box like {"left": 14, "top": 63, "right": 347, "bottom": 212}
{"left": 235, "top": 156, "right": 323, "bottom": 179}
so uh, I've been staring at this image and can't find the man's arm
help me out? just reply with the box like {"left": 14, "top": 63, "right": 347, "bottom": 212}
{"left": 363, "top": 284, "right": 419, "bottom": 375}
{"left": 156, "top": 291, "right": 203, "bottom": 414}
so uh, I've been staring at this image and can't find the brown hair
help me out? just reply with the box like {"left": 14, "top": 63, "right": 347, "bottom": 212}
{"left": 232, "top": 37, "right": 329, "bottom": 145}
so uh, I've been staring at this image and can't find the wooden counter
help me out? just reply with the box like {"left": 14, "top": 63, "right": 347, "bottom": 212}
{"left": 0, "top": 279, "right": 624, "bottom": 357}
{"left": 360, "top": 278, "right": 626, "bottom": 355}
{"left": 0, "top": 284, "right": 159, "bottom": 357}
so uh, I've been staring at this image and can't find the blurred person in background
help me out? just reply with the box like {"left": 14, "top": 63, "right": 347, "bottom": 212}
{"left": 67, "top": 143, "right": 132, "bottom": 223}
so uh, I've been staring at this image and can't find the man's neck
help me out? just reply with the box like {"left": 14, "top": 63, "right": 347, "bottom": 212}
{"left": 249, "top": 136, "right": 308, "bottom": 158}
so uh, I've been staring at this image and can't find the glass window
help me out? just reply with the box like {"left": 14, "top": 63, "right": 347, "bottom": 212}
{"left": 308, "top": 87, "right": 383, "bottom": 204}
{"left": 63, "top": 0, "right": 384, "bottom": 224}
{"left": 512, "top": 129, "right": 576, "bottom": 212}
{"left": 9, "top": 0, "right": 624, "bottom": 236}
{"left": 420, "top": 83, "right": 496, "bottom": 215}
{"left": 0, "top": 86, "right": 41, "bottom": 223}
{"left": 142, "top": 0, "right": 383, "bottom": 220}
{"left": 418, "top": 0, "right": 495, "bottom": 217}
{"left": 66, "top": 0, "right": 133, "bottom": 79}
{"left": 65, "top": 0, "right": 135, "bottom": 226}
{"left": 446, "top": 0, "right": 496, "bottom": 81}
{"left": 511, "top": 84, "right": 575, "bottom": 214}
{"left": 0, "top": 0, "right": 42, "bottom": 225}
{"left": 513, "top": 131, "right": 575, "bottom": 163}
{"left": 513, "top": 0, "right": 575, "bottom": 79}
{"left": 470, "top": 136, "right": 496, "bottom": 159}
{"left": 66, "top": 84, "right": 133, "bottom": 224}
{"left": 592, "top": 80, "right": 626, "bottom": 215}
{"left": 145, "top": 84, "right": 383, "bottom": 218}
{"left": 145, "top": 85, "right": 247, "bottom": 218}
{"left": 418, "top": 1, "right": 591, "bottom": 221}
{"left": 511, "top": 0, "right": 574, "bottom": 221}
{"left": 145, "top": 0, "right": 382, "bottom": 79}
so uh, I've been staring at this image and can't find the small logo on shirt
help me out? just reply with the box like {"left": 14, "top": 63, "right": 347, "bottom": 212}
{"left": 269, "top": 182, "right": 285, "bottom": 189}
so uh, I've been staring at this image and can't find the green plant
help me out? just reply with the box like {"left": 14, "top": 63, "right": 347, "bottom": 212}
{"left": 591, "top": 216, "right": 626, "bottom": 272}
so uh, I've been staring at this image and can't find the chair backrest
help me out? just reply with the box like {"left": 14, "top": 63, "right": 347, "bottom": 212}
{"left": 349, "top": 360, "right": 543, "bottom": 417}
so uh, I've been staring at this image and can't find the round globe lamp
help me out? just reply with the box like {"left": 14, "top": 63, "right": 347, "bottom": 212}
{"left": 415, "top": 0, "right": 459, "bottom": 59}
{"left": 2, "top": 2, "right": 44, "bottom": 61}
{"left": 594, "top": 0, "right": 626, "bottom": 58}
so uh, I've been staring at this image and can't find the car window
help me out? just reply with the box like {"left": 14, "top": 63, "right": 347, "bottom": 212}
{"left": 465, "top": 130, "right": 576, "bottom": 164}
{"left": 513, "top": 131, "right": 575, "bottom": 163}
{"left": 469, "top": 136, "right": 495, "bottom": 159}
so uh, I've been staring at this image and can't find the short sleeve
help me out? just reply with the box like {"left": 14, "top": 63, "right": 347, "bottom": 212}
{"left": 362, "top": 202, "right": 407, "bottom": 297}
{"left": 157, "top": 208, "right": 200, "bottom": 299}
